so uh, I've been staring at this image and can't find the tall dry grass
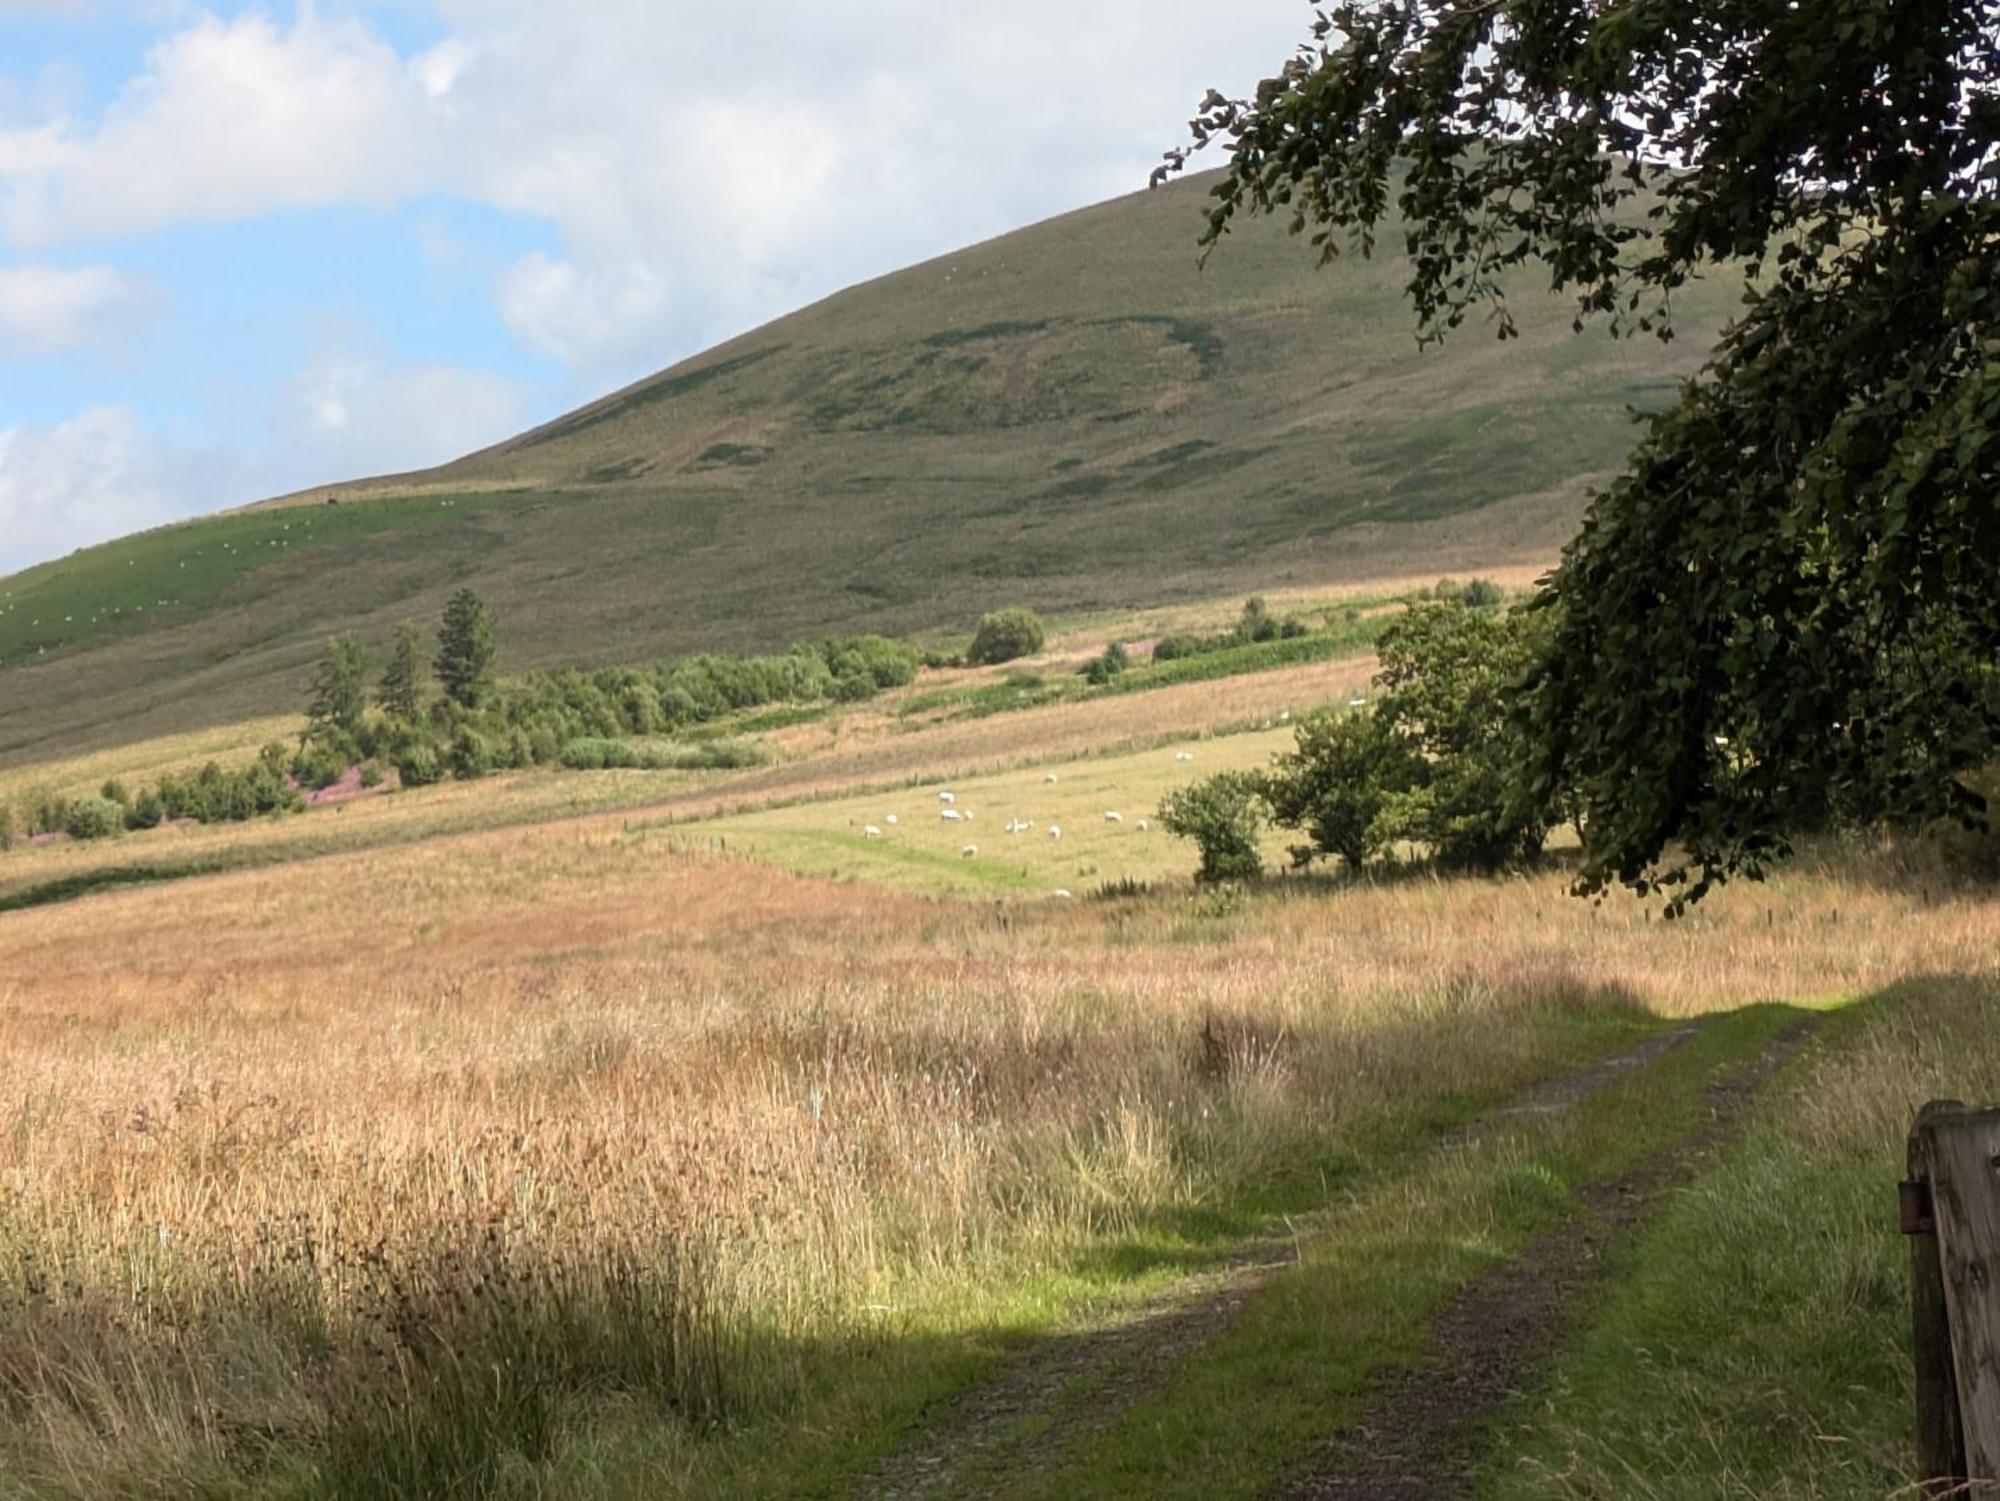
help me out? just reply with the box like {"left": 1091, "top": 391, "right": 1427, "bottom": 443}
{"left": 0, "top": 816, "right": 1992, "bottom": 1496}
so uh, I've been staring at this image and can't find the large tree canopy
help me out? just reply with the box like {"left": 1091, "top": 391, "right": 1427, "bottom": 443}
{"left": 1165, "top": 0, "right": 2000, "bottom": 905}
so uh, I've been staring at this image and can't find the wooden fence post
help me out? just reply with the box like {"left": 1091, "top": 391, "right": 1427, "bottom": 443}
{"left": 1908, "top": 1101, "right": 1967, "bottom": 1490}
{"left": 1909, "top": 1100, "right": 2000, "bottom": 1488}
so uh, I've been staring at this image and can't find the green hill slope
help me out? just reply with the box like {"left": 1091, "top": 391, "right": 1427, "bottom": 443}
{"left": 0, "top": 172, "right": 1735, "bottom": 766}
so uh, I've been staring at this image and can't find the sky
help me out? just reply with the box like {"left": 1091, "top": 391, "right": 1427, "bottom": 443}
{"left": 0, "top": 0, "right": 1311, "bottom": 575}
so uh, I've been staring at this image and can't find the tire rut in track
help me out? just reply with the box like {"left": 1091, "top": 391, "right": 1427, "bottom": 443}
{"left": 1278, "top": 1014, "right": 1820, "bottom": 1501}
{"left": 853, "top": 1021, "right": 1716, "bottom": 1501}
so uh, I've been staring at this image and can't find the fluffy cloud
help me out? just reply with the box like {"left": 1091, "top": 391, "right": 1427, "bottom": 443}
{"left": 0, "top": 406, "right": 240, "bottom": 573}
{"left": 1, "top": 10, "right": 451, "bottom": 244}
{"left": 289, "top": 356, "right": 527, "bottom": 480}
{"left": 0, "top": 262, "right": 145, "bottom": 353}
{"left": 1, "top": 2, "right": 1306, "bottom": 375}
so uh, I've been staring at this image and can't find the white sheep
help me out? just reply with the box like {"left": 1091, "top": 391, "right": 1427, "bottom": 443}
{"left": 1052, "top": 888, "right": 1073, "bottom": 899}
{"left": 1174, "top": 750, "right": 1195, "bottom": 762}
{"left": 864, "top": 825, "right": 882, "bottom": 839}
{"left": 962, "top": 809, "right": 974, "bottom": 821}
{"left": 1004, "top": 820, "right": 1021, "bottom": 834}
{"left": 1104, "top": 811, "right": 1123, "bottom": 823}
{"left": 961, "top": 843, "right": 978, "bottom": 859}
{"left": 885, "top": 814, "right": 898, "bottom": 825}
{"left": 939, "top": 790, "right": 956, "bottom": 804}
{"left": 1044, "top": 773, "right": 1058, "bottom": 784}
{"left": 941, "top": 808, "right": 962, "bottom": 822}
{"left": 1137, "top": 819, "right": 1150, "bottom": 832}
{"left": 1048, "top": 824, "right": 1062, "bottom": 841}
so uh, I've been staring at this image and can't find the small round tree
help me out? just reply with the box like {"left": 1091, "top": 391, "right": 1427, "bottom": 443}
{"left": 966, "top": 607, "right": 1046, "bottom": 666}
{"left": 1159, "top": 772, "right": 1265, "bottom": 883}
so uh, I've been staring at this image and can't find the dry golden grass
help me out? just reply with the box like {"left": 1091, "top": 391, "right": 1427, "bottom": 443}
{"left": 0, "top": 766, "right": 1993, "bottom": 1495}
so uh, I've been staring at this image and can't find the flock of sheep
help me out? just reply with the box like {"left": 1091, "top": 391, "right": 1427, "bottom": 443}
{"left": 856, "top": 749, "right": 1201, "bottom": 891}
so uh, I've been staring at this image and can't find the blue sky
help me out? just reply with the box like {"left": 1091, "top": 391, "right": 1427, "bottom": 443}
{"left": 0, "top": 0, "right": 1308, "bottom": 574}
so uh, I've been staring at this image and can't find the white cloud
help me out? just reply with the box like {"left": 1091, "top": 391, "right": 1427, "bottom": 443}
{"left": 2, "top": 9, "right": 437, "bottom": 244}
{"left": 0, "top": 262, "right": 145, "bottom": 353}
{"left": 0, "top": 406, "right": 238, "bottom": 573}
{"left": 289, "top": 356, "right": 527, "bottom": 480}
{"left": 0, "top": 2, "right": 1307, "bottom": 375}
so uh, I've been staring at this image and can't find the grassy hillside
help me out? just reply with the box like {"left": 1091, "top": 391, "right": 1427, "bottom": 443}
{"left": 0, "top": 171, "right": 1737, "bottom": 765}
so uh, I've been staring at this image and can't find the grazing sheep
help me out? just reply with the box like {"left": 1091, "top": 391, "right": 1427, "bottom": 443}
{"left": 1174, "top": 750, "right": 1195, "bottom": 762}
{"left": 939, "top": 791, "right": 956, "bottom": 804}
{"left": 1104, "top": 811, "right": 1123, "bottom": 823}
{"left": 962, "top": 809, "right": 974, "bottom": 821}
{"left": 1279, "top": 711, "right": 1291, "bottom": 721}
{"left": 885, "top": 814, "right": 898, "bottom": 825}
{"left": 1136, "top": 819, "right": 1150, "bottom": 832}
{"left": 1048, "top": 824, "right": 1062, "bottom": 841}
{"left": 961, "top": 844, "right": 978, "bottom": 859}
{"left": 1348, "top": 696, "right": 1368, "bottom": 708}
{"left": 1044, "top": 773, "right": 1058, "bottom": 784}
{"left": 864, "top": 825, "right": 882, "bottom": 839}
{"left": 941, "top": 808, "right": 962, "bottom": 822}
{"left": 1053, "top": 888, "right": 1073, "bottom": 899}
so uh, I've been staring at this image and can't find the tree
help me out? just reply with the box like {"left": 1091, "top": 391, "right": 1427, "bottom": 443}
{"left": 436, "top": 589, "right": 497, "bottom": 708}
{"left": 306, "top": 633, "right": 373, "bottom": 742}
{"left": 1159, "top": 772, "right": 1265, "bottom": 883}
{"left": 1370, "top": 603, "right": 1549, "bottom": 871}
{"left": 1258, "top": 708, "right": 1421, "bottom": 871}
{"left": 379, "top": 622, "right": 427, "bottom": 720}
{"left": 1165, "top": 1, "right": 2000, "bottom": 905}
{"left": 966, "top": 607, "right": 1046, "bottom": 666}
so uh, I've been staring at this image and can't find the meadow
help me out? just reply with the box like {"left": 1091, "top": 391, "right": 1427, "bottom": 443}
{"left": 0, "top": 586, "right": 1995, "bottom": 1497}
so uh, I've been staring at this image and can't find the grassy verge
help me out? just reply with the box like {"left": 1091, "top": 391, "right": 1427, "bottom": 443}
{"left": 973, "top": 1004, "right": 1813, "bottom": 1500}
{"left": 1478, "top": 975, "right": 2000, "bottom": 1501}
{"left": 599, "top": 1000, "right": 1673, "bottom": 1501}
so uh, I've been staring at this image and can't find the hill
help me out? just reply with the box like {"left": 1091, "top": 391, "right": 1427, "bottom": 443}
{"left": 0, "top": 171, "right": 1736, "bottom": 766}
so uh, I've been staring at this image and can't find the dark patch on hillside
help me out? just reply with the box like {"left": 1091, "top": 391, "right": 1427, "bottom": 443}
{"left": 517, "top": 346, "right": 786, "bottom": 450}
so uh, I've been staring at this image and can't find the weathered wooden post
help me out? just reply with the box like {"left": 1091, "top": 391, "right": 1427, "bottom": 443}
{"left": 1907, "top": 1101, "right": 1968, "bottom": 1490}
{"left": 1906, "top": 1100, "right": 2000, "bottom": 1491}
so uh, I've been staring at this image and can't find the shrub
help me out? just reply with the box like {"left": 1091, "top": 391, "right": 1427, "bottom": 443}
{"left": 359, "top": 764, "right": 384, "bottom": 790}
{"left": 1459, "top": 577, "right": 1505, "bottom": 609}
{"left": 1259, "top": 709, "right": 1425, "bottom": 870}
{"left": 966, "top": 607, "right": 1046, "bottom": 666}
{"left": 0, "top": 801, "right": 16, "bottom": 849}
{"left": 1151, "top": 632, "right": 1206, "bottom": 663}
{"left": 393, "top": 740, "right": 447, "bottom": 788}
{"left": 64, "top": 797, "right": 126, "bottom": 841}
{"left": 1236, "top": 596, "right": 1279, "bottom": 644}
{"left": 294, "top": 742, "right": 349, "bottom": 791}
{"left": 449, "top": 729, "right": 497, "bottom": 781}
{"left": 100, "top": 779, "right": 131, "bottom": 809}
{"left": 1082, "top": 641, "right": 1130, "bottom": 686}
{"left": 559, "top": 738, "right": 642, "bottom": 771}
{"left": 128, "top": 788, "right": 166, "bottom": 830}
{"left": 1159, "top": 772, "right": 1266, "bottom": 883}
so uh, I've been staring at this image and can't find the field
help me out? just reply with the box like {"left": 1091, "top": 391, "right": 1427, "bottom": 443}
{"left": 1, "top": 580, "right": 1996, "bottom": 1500}
{"left": 0, "top": 169, "right": 1738, "bottom": 768}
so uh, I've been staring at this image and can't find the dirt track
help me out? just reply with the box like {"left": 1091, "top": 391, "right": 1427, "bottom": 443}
{"left": 856, "top": 1018, "right": 1805, "bottom": 1501}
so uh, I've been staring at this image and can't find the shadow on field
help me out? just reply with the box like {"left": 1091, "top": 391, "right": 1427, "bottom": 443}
{"left": 0, "top": 860, "right": 223, "bottom": 913}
